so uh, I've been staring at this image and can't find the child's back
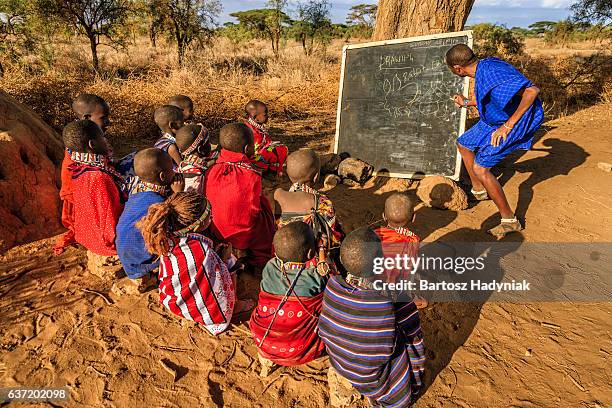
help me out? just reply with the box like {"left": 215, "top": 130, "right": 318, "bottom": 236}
{"left": 205, "top": 122, "right": 275, "bottom": 269}
{"left": 250, "top": 222, "right": 327, "bottom": 368}
{"left": 318, "top": 228, "right": 425, "bottom": 408}
{"left": 67, "top": 121, "right": 125, "bottom": 256}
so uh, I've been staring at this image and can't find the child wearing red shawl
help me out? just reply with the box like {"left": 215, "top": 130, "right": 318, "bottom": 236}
{"left": 67, "top": 120, "right": 126, "bottom": 276}
{"left": 175, "top": 124, "right": 215, "bottom": 195}
{"left": 250, "top": 222, "right": 327, "bottom": 376}
{"left": 274, "top": 148, "right": 344, "bottom": 273}
{"left": 138, "top": 192, "right": 253, "bottom": 335}
{"left": 153, "top": 105, "right": 184, "bottom": 166}
{"left": 375, "top": 193, "right": 427, "bottom": 309}
{"left": 244, "top": 100, "right": 288, "bottom": 177}
{"left": 204, "top": 122, "right": 276, "bottom": 270}
{"left": 54, "top": 94, "right": 111, "bottom": 255}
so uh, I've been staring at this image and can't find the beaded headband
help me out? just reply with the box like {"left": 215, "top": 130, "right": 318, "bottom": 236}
{"left": 174, "top": 200, "right": 212, "bottom": 236}
{"left": 181, "top": 124, "right": 208, "bottom": 156}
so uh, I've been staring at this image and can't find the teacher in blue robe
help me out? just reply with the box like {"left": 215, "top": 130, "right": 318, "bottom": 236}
{"left": 446, "top": 44, "right": 544, "bottom": 237}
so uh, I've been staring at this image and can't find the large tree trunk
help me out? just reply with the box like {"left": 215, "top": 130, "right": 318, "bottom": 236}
{"left": 373, "top": 0, "right": 475, "bottom": 40}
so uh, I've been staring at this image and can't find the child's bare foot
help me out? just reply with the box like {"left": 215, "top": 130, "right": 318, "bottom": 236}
{"left": 413, "top": 295, "right": 429, "bottom": 309}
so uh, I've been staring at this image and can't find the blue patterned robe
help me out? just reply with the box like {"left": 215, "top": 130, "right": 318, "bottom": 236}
{"left": 458, "top": 57, "right": 544, "bottom": 168}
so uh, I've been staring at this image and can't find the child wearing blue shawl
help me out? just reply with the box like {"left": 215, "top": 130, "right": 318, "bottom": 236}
{"left": 446, "top": 44, "right": 544, "bottom": 237}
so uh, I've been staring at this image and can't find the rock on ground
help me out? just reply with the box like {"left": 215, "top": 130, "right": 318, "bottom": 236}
{"left": 0, "top": 91, "right": 64, "bottom": 251}
{"left": 416, "top": 176, "right": 468, "bottom": 211}
{"left": 337, "top": 158, "right": 374, "bottom": 184}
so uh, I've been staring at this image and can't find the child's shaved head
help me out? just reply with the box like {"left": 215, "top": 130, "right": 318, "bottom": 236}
{"left": 175, "top": 124, "right": 211, "bottom": 157}
{"left": 134, "top": 148, "right": 174, "bottom": 185}
{"left": 445, "top": 44, "right": 477, "bottom": 67}
{"left": 340, "top": 227, "right": 383, "bottom": 278}
{"left": 168, "top": 95, "right": 194, "bottom": 120}
{"left": 154, "top": 105, "right": 184, "bottom": 133}
{"left": 219, "top": 122, "right": 253, "bottom": 154}
{"left": 62, "top": 120, "right": 106, "bottom": 154}
{"left": 286, "top": 148, "right": 321, "bottom": 184}
{"left": 72, "top": 93, "right": 107, "bottom": 116}
{"left": 245, "top": 99, "right": 266, "bottom": 116}
{"left": 384, "top": 193, "right": 415, "bottom": 227}
{"left": 245, "top": 99, "right": 268, "bottom": 124}
{"left": 273, "top": 221, "right": 316, "bottom": 263}
{"left": 72, "top": 93, "right": 110, "bottom": 132}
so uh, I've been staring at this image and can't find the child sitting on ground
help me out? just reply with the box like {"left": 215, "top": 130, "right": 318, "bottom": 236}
{"left": 138, "top": 192, "right": 253, "bottom": 336}
{"left": 243, "top": 100, "right": 288, "bottom": 177}
{"left": 274, "top": 148, "right": 344, "bottom": 271}
{"left": 67, "top": 120, "right": 126, "bottom": 276}
{"left": 205, "top": 122, "right": 276, "bottom": 271}
{"left": 115, "top": 148, "right": 184, "bottom": 294}
{"left": 154, "top": 105, "right": 184, "bottom": 166}
{"left": 168, "top": 95, "right": 194, "bottom": 122}
{"left": 374, "top": 193, "right": 427, "bottom": 308}
{"left": 250, "top": 221, "right": 327, "bottom": 377}
{"left": 175, "top": 124, "right": 214, "bottom": 195}
{"left": 54, "top": 93, "right": 112, "bottom": 255}
{"left": 318, "top": 228, "right": 426, "bottom": 408}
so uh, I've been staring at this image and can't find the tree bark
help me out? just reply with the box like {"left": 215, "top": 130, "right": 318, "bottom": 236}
{"left": 88, "top": 35, "right": 99, "bottom": 72}
{"left": 373, "top": 0, "right": 475, "bottom": 40}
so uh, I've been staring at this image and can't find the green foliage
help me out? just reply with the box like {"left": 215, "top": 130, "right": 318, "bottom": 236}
{"left": 346, "top": 3, "right": 376, "bottom": 27}
{"left": 471, "top": 23, "right": 525, "bottom": 57}
{"left": 528, "top": 21, "right": 558, "bottom": 34}
{"left": 229, "top": 8, "right": 290, "bottom": 53}
{"left": 571, "top": 0, "right": 612, "bottom": 26}
{"left": 292, "top": 0, "right": 332, "bottom": 55}
{"left": 35, "top": 0, "right": 132, "bottom": 71}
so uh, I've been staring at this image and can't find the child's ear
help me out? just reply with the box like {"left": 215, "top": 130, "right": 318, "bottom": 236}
{"left": 170, "top": 121, "right": 180, "bottom": 131}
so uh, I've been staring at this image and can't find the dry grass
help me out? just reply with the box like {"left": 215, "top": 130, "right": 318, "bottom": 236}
{"left": 1, "top": 36, "right": 611, "bottom": 155}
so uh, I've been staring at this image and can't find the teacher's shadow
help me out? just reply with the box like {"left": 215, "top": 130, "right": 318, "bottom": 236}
{"left": 413, "top": 213, "right": 525, "bottom": 398}
{"left": 495, "top": 134, "right": 589, "bottom": 226}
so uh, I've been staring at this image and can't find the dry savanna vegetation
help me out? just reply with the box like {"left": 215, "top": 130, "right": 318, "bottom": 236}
{"left": 1, "top": 14, "right": 611, "bottom": 156}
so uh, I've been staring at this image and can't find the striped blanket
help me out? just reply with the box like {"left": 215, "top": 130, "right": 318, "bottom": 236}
{"left": 159, "top": 233, "right": 236, "bottom": 336}
{"left": 318, "top": 276, "right": 425, "bottom": 407}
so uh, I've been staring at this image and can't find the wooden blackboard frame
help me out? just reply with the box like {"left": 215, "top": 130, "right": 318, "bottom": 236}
{"left": 334, "top": 31, "right": 473, "bottom": 180}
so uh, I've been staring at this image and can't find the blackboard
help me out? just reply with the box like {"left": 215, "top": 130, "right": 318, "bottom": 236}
{"left": 334, "top": 31, "right": 472, "bottom": 179}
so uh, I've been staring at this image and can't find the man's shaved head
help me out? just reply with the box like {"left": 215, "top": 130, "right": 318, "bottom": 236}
{"left": 134, "top": 148, "right": 174, "bottom": 184}
{"left": 384, "top": 193, "right": 415, "bottom": 227}
{"left": 340, "top": 227, "right": 382, "bottom": 278}
{"left": 154, "top": 105, "right": 184, "bottom": 132}
{"left": 219, "top": 122, "right": 253, "bottom": 154}
{"left": 286, "top": 148, "right": 321, "bottom": 184}
{"left": 445, "top": 44, "right": 477, "bottom": 67}
{"left": 273, "top": 221, "right": 316, "bottom": 263}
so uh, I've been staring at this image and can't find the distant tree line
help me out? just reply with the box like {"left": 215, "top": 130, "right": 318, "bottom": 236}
{"left": 1, "top": 0, "right": 610, "bottom": 73}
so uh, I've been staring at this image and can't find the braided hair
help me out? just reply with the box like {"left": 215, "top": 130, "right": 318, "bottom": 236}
{"left": 137, "top": 192, "right": 208, "bottom": 255}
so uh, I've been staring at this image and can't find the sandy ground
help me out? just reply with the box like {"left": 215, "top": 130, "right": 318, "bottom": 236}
{"left": 1, "top": 103, "right": 612, "bottom": 408}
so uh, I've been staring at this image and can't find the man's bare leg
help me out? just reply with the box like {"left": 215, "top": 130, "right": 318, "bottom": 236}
{"left": 457, "top": 144, "right": 485, "bottom": 192}
{"left": 472, "top": 164, "right": 514, "bottom": 218}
